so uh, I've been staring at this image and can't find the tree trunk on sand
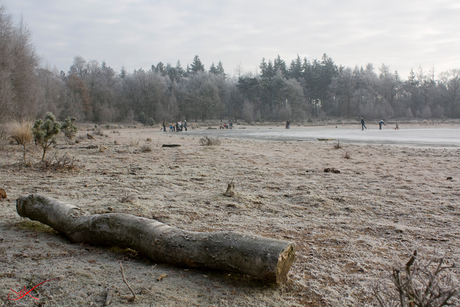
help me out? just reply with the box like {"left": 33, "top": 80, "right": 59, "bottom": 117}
{"left": 16, "top": 194, "right": 296, "bottom": 283}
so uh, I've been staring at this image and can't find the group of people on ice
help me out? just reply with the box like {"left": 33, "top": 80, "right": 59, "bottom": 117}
{"left": 163, "top": 120, "right": 187, "bottom": 132}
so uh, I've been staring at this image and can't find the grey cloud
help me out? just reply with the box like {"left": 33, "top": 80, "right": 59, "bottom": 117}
{"left": 4, "top": 0, "right": 460, "bottom": 77}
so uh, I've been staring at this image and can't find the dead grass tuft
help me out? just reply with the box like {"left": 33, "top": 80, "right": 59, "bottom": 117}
{"left": 140, "top": 145, "right": 152, "bottom": 152}
{"left": 8, "top": 120, "right": 32, "bottom": 145}
{"left": 130, "top": 139, "right": 140, "bottom": 146}
{"left": 0, "top": 123, "right": 8, "bottom": 141}
{"left": 334, "top": 139, "right": 341, "bottom": 149}
{"left": 199, "top": 136, "right": 221, "bottom": 146}
{"left": 116, "top": 191, "right": 137, "bottom": 204}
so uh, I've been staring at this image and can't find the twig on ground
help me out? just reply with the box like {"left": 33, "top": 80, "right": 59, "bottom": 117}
{"left": 119, "top": 262, "right": 136, "bottom": 302}
{"left": 103, "top": 287, "right": 113, "bottom": 306}
{"left": 224, "top": 177, "right": 235, "bottom": 197}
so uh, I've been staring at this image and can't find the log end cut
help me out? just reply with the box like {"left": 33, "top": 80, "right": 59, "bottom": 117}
{"left": 260, "top": 242, "right": 296, "bottom": 283}
{"left": 276, "top": 242, "right": 296, "bottom": 283}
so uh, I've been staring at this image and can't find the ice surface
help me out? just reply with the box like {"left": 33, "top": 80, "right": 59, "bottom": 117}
{"left": 187, "top": 127, "right": 460, "bottom": 147}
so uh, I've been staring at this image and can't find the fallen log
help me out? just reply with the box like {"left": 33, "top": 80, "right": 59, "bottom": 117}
{"left": 16, "top": 194, "right": 295, "bottom": 283}
{"left": 161, "top": 144, "right": 181, "bottom": 147}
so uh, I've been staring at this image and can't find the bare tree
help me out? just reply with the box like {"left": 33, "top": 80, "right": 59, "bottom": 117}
{"left": 0, "top": 7, "right": 40, "bottom": 121}
{"left": 438, "top": 69, "right": 460, "bottom": 118}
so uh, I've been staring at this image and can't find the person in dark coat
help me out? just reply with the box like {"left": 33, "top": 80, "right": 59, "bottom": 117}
{"left": 360, "top": 117, "right": 367, "bottom": 130}
{"left": 379, "top": 119, "right": 386, "bottom": 130}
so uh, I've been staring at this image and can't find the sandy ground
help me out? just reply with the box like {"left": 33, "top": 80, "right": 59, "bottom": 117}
{"left": 1, "top": 124, "right": 460, "bottom": 306}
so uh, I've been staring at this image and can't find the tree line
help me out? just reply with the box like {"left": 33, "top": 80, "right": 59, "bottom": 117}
{"left": 1, "top": 5, "right": 459, "bottom": 125}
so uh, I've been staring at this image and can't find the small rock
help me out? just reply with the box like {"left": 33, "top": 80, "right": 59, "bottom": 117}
{"left": 0, "top": 188, "right": 6, "bottom": 199}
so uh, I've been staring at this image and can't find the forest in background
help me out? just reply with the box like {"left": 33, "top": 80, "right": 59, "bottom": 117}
{"left": 1, "top": 5, "right": 460, "bottom": 125}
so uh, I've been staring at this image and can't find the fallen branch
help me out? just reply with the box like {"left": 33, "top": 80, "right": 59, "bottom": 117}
{"left": 16, "top": 194, "right": 295, "bottom": 283}
{"left": 161, "top": 144, "right": 181, "bottom": 147}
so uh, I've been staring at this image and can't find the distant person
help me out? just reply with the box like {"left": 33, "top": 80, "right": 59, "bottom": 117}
{"left": 286, "top": 120, "right": 290, "bottom": 129}
{"left": 229, "top": 121, "right": 233, "bottom": 129}
{"left": 176, "top": 122, "right": 179, "bottom": 132}
{"left": 379, "top": 119, "right": 386, "bottom": 130}
{"left": 163, "top": 120, "right": 166, "bottom": 132}
{"left": 360, "top": 117, "right": 367, "bottom": 130}
{"left": 184, "top": 120, "right": 187, "bottom": 131}
{"left": 394, "top": 124, "right": 399, "bottom": 130}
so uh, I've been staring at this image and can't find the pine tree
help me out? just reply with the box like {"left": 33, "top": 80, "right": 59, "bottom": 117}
{"left": 190, "top": 55, "right": 204, "bottom": 74}
{"left": 32, "top": 112, "right": 61, "bottom": 161}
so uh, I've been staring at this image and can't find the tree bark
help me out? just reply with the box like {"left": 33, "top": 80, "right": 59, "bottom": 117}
{"left": 16, "top": 194, "right": 296, "bottom": 283}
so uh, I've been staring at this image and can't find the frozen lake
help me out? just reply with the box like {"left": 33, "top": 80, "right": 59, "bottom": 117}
{"left": 186, "top": 126, "right": 460, "bottom": 148}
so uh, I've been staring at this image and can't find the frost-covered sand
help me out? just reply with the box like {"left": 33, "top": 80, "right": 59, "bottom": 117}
{"left": 1, "top": 124, "right": 459, "bottom": 306}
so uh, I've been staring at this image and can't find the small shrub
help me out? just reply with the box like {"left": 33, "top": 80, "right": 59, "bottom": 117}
{"left": 61, "top": 117, "right": 78, "bottom": 139}
{"left": 147, "top": 118, "right": 155, "bottom": 126}
{"left": 334, "top": 139, "right": 341, "bottom": 149}
{"left": 0, "top": 124, "right": 7, "bottom": 140}
{"left": 199, "top": 136, "right": 221, "bottom": 146}
{"left": 116, "top": 191, "right": 137, "bottom": 204}
{"left": 32, "top": 112, "right": 61, "bottom": 161}
{"left": 138, "top": 112, "right": 147, "bottom": 124}
{"left": 140, "top": 145, "right": 152, "bottom": 152}
{"left": 93, "top": 129, "right": 104, "bottom": 136}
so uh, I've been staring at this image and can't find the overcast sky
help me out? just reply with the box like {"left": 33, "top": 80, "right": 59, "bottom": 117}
{"left": 3, "top": 0, "right": 460, "bottom": 78}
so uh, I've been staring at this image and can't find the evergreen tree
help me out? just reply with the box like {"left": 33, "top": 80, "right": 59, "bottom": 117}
{"left": 274, "top": 55, "right": 288, "bottom": 78}
{"left": 209, "top": 62, "right": 218, "bottom": 75}
{"left": 190, "top": 55, "right": 204, "bottom": 74}
{"left": 216, "top": 61, "right": 226, "bottom": 78}
{"left": 288, "top": 55, "right": 303, "bottom": 81}
{"left": 32, "top": 112, "right": 61, "bottom": 161}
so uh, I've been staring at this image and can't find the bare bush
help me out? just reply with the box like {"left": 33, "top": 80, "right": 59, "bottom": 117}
{"left": 373, "top": 251, "right": 459, "bottom": 307}
{"left": 41, "top": 152, "right": 80, "bottom": 172}
{"left": 94, "top": 129, "right": 104, "bottom": 136}
{"left": 199, "top": 136, "right": 221, "bottom": 146}
{"left": 140, "top": 145, "right": 152, "bottom": 152}
{"left": 242, "top": 100, "right": 255, "bottom": 124}
{"left": 334, "top": 139, "right": 342, "bottom": 149}
{"left": 116, "top": 191, "right": 137, "bottom": 204}
{"left": 0, "top": 124, "right": 7, "bottom": 141}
